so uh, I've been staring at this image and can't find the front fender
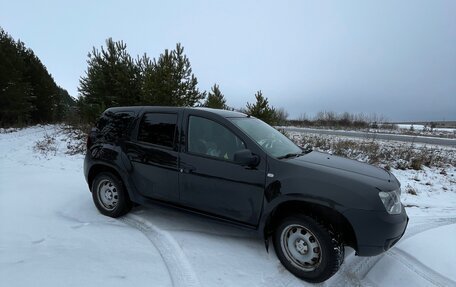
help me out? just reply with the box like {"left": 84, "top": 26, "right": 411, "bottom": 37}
{"left": 258, "top": 191, "right": 349, "bottom": 238}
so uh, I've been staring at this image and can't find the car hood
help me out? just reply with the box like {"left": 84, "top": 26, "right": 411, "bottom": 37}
{"left": 289, "top": 151, "right": 392, "bottom": 181}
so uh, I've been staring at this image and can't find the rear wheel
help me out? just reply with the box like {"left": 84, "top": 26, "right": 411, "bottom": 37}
{"left": 273, "top": 214, "right": 344, "bottom": 283}
{"left": 91, "top": 172, "right": 132, "bottom": 217}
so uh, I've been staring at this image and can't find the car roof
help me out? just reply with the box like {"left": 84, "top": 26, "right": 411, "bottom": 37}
{"left": 105, "top": 106, "right": 248, "bottom": 118}
{"left": 193, "top": 107, "right": 247, "bottom": 118}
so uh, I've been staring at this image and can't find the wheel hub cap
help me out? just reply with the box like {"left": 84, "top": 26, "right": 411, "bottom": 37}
{"left": 280, "top": 224, "right": 322, "bottom": 271}
{"left": 295, "top": 239, "right": 308, "bottom": 254}
{"left": 97, "top": 179, "right": 119, "bottom": 211}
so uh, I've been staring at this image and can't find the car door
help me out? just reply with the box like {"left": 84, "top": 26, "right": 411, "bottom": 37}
{"left": 179, "top": 112, "right": 266, "bottom": 226}
{"left": 126, "top": 110, "right": 180, "bottom": 202}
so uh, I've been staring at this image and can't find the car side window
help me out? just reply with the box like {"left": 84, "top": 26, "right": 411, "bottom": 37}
{"left": 187, "top": 116, "right": 246, "bottom": 161}
{"left": 97, "top": 111, "right": 135, "bottom": 140}
{"left": 137, "top": 113, "right": 177, "bottom": 148}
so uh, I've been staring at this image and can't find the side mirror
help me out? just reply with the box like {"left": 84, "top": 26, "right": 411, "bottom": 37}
{"left": 233, "top": 149, "right": 260, "bottom": 167}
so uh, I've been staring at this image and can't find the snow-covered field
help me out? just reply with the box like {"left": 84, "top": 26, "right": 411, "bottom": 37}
{"left": 1, "top": 126, "right": 455, "bottom": 287}
{"left": 396, "top": 124, "right": 456, "bottom": 134}
{"left": 279, "top": 125, "right": 456, "bottom": 139}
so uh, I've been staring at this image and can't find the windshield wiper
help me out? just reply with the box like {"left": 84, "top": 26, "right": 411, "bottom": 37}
{"left": 302, "top": 147, "right": 313, "bottom": 154}
{"left": 277, "top": 151, "right": 304, "bottom": 159}
{"left": 277, "top": 148, "right": 312, "bottom": 159}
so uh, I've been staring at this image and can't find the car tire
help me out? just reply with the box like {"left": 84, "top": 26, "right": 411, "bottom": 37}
{"left": 91, "top": 172, "right": 132, "bottom": 218}
{"left": 273, "top": 214, "right": 344, "bottom": 283}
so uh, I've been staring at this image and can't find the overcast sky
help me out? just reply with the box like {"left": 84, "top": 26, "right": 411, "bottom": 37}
{"left": 1, "top": 0, "right": 455, "bottom": 121}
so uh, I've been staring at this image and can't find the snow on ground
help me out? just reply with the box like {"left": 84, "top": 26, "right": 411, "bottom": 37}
{"left": 288, "top": 130, "right": 456, "bottom": 168}
{"left": 1, "top": 126, "right": 456, "bottom": 287}
{"left": 394, "top": 168, "right": 456, "bottom": 217}
{"left": 280, "top": 125, "right": 456, "bottom": 139}
{"left": 397, "top": 124, "right": 456, "bottom": 133}
{"left": 397, "top": 124, "right": 427, "bottom": 131}
{"left": 0, "top": 126, "right": 171, "bottom": 287}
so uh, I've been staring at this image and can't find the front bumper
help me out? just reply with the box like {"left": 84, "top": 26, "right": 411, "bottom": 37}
{"left": 343, "top": 205, "right": 408, "bottom": 256}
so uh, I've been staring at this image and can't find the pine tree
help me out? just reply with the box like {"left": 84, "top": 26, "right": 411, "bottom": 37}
{"left": 0, "top": 27, "right": 73, "bottom": 127}
{"left": 203, "top": 84, "right": 226, "bottom": 109}
{"left": 0, "top": 30, "right": 31, "bottom": 126}
{"left": 246, "top": 90, "right": 278, "bottom": 125}
{"left": 54, "top": 86, "right": 74, "bottom": 121}
{"left": 21, "top": 47, "right": 58, "bottom": 123}
{"left": 78, "top": 38, "right": 141, "bottom": 123}
{"left": 275, "top": 107, "right": 289, "bottom": 125}
{"left": 140, "top": 43, "right": 205, "bottom": 107}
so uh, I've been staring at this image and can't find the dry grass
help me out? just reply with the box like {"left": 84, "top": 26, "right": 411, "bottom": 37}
{"left": 405, "top": 185, "right": 418, "bottom": 195}
{"left": 32, "top": 124, "right": 89, "bottom": 156}
{"left": 33, "top": 133, "right": 58, "bottom": 156}
{"left": 289, "top": 133, "right": 456, "bottom": 170}
{"left": 60, "top": 125, "right": 89, "bottom": 155}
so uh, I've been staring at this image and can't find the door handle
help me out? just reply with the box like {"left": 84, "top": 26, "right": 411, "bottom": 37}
{"left": 180, "top": 164, "right": 196, "bottom": 173}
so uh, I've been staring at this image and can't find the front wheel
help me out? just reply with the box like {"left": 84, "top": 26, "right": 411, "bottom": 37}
{"left": 273, "top": 215, "right": 344, "bottom": 283}
{"left": 91, "top": 172, "right": 132, "bottom": 218}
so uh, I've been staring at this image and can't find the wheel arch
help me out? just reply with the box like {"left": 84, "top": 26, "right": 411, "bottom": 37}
{"left": 263, "top": 200, "right": 357, "bottom": 251}
{"left": 88, "top": 164, "right": 125, "bottom": 191}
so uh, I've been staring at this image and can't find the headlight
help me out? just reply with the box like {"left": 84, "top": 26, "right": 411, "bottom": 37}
{"left": 379, "top": 188, "right": 402, "bottom": 214}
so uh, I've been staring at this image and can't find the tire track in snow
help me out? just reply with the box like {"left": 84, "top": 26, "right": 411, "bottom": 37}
{"left": 386, "top": 249, "right": 456, "bottom": 287}
{"left": 402, "top": 217, "right": 456, "bottom": 240}
{"left": 119, "top": 213, "right": 201, "bottom": 287}
{"left": 334, "top": 217, "right": 456, "bottom": 286}
{"left": 258, "top": 260, "right": 307, "bottom": 287}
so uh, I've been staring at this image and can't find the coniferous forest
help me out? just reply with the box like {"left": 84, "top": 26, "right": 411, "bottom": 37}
{"left": 0, "top": 27, "right": 283, "bottom": 128}
{"left": 0, "top": 28, "right": 74, "bottom": 127}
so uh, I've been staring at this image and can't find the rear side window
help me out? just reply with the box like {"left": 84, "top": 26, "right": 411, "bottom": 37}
{"left": 137, "top": 113, "right": 177, "bottom": 148}
{"left": 97, "top": 111, "right": 135, "bottom": 140}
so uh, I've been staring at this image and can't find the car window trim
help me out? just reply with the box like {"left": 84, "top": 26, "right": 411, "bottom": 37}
{"left": 135, "top": 139, "right": 177, "bottom": 151}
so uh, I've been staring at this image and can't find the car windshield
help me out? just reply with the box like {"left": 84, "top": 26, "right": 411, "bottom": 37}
{"left": 230, "top": 117, "right": 303, "bottom": 158}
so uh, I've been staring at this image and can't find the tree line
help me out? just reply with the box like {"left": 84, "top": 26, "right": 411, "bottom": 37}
{"left": 0, "top": 29, "right": 287, "bottom": 128}
{"left": 0, "top": 29, "right": 382, "bottom": 130}
{"left": 77, "top": 38, "right": 284, "bottom": 125}
{"left": 0, "top": 27, "right": 74, "bottom": 127}
{"left": 288, "top": 111, "right": 390, "bottom": 129}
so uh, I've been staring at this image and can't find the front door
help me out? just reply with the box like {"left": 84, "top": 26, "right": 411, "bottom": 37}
{"left": 179, "top": 114, "right": 266, "bottom": 226}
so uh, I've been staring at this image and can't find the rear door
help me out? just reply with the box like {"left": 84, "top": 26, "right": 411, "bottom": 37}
{"left": 126, "top": 110, "right": 180, "bottom": 202}
{"left": 178, "top": 111, "right": 266, "bottom": 226}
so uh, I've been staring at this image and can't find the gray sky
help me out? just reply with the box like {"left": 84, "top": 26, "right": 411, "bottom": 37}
{"left": 1, "top": 0, "right": 455, "bottom": 121}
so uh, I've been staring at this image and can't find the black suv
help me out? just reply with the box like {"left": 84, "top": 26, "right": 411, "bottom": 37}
{"left": 84, "top": 106, "right": 408, "bottom": 282}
